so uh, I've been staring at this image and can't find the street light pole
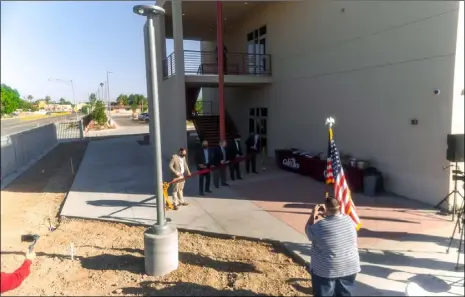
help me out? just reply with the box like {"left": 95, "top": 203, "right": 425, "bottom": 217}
{"left": 133, "top": 4, "right": 178, "bottom": 278}
{"left": 70, "top": 80, "right": 78, "bottom": 120}
{"left": 106, "top": 71, "right": 112, "bottom": 119}
{"left": 48, "top": 77, "right": 78, "bottom": 120}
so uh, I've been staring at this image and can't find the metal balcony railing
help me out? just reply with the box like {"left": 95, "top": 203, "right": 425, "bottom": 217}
{"left": 162, "top": 50, "right": 272, "bottom": 78}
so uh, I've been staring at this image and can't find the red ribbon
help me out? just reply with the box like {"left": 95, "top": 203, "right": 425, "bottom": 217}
{"left": 167, "top": 155, "right": 248, "bottom": 185}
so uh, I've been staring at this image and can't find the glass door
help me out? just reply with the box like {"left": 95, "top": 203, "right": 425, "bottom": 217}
{"left": 248, "top": 107, "right": 268, "bottom": 154}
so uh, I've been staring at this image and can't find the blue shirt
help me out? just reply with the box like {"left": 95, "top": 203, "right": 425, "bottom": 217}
{"left": 203, "top": 148, "right": 209, "bottom": 164}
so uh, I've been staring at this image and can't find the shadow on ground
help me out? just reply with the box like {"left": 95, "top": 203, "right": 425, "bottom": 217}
{"left": 1, "top": 250, "right": 260, "bottom": 274}
{"left": 120, "top": 281, "right": 272, "bottom": 296}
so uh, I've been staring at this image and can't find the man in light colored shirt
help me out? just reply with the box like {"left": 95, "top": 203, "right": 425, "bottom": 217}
{"left": 305, "top": 197, "right": 360, "bottom": 297}
{"left": 169, "top": 148, "right": 191, "bottom": 210}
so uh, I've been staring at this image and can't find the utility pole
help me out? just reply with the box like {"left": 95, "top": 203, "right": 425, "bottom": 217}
{"left": 106, "top": 71, "right": 112, "bottom": 120}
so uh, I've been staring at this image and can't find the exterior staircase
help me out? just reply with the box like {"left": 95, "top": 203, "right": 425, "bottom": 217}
{"left": 192, "top": 114, "right": 238, "bottom": 145}
{"left": 185, "top": 86, "right": 240, "bottom": 146}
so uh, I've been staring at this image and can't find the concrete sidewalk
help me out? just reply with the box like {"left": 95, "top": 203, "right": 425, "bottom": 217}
{"left": 60, "top": 135, "right": 464, "bottom": 296}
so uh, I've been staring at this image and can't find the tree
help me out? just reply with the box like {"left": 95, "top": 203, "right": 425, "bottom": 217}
{"left": 89, "top": 93, "right": 97, "bottom": 111}
{"left": 131, "top": 102, "right": 138, "bottom": 117}
{"left": 81, "top": 105, "right": 89, "bottom": 114}
{"left": 0, "top": 84, "right": 21, "bottom": 115}
{"left": 45, "top": 96, "right": 51, "bottom": 104}
{"left": 116, "top": 94, "right": 128, "bottom": 106}
{"left": 27, "top": 95, "right": 33, "bottom": 103}
{"left": 92, "top": 100, "right": 108, "bottom": 125}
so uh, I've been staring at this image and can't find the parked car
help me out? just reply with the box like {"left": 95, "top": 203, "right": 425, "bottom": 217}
{"left": 138, "top": 113, "right": 149, "bottom": 121}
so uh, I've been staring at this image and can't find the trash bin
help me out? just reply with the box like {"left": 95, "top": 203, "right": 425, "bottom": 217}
{"left": 363, "top": 167, "right": 380, "bottom": 197}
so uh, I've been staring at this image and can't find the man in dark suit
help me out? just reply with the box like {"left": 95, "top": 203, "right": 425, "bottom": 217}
{"left": 212, "top": 139, "right": 229, "bottom": 188}
{"left": 227, "top": 134, "right": 243, "bottom": 181}
{"left": 195, "top": 140, "right": 213, "bottom": 196}
{"left": 246, "top": 132, "right": 260, "bottom": 174}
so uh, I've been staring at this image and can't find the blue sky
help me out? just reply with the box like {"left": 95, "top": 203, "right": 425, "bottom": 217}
{"left": 1, "top": 1, "right": 200, "bottom": 103}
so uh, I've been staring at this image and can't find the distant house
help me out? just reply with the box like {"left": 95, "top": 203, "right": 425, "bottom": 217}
{"left": 47, "top": 104, "right": 72, "bottom": 112}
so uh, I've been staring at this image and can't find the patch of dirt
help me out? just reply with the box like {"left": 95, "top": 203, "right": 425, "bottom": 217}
{"left": 1, "top": 142, "right": 312, "bottom": 296}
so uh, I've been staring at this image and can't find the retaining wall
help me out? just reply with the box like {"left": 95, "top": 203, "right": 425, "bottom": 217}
{"left": 1, "top": 123, "right": 58, "bottom": 185}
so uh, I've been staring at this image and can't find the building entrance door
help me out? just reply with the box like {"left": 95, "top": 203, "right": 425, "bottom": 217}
{"left": 248, "top": 107, "right": 268, "bottom": 154}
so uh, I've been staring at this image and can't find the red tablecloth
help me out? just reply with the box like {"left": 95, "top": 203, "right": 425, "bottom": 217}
{"left": 275, "top": 149, "right": 364, "bottom": 192}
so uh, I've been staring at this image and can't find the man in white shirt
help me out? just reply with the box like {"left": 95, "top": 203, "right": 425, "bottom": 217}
{"left": 169, "top": 148, "right": 191, "bottom": 210}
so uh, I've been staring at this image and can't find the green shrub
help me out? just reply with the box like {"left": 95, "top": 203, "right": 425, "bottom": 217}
{"left": 92, "top": 100, "right": 107, "bottom": 126}
{"left": 81, "top": 105, "right": 89, "bottom": 114}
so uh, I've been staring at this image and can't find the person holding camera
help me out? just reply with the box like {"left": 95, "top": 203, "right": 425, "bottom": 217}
{"left": 1, "top": 251, "right": 36, "bottom": 293}
{"left": 305, "top": 197, "right": 360, "bottom": 297}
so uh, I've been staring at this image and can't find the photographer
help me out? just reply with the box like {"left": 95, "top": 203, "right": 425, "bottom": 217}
{"left": 305, "top": 198, "right": 360, "bottom": 297}
{"left": 1, "top": 251, "right": 35, "bottom": 293}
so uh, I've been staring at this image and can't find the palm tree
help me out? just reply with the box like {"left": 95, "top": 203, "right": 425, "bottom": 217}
{"left": 27, "top": 95, "right": 33, "bottom": 102}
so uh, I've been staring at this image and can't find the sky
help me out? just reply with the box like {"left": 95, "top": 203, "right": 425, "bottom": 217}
{"left": 0, "top": 1, "right": 200, "bottom": 103}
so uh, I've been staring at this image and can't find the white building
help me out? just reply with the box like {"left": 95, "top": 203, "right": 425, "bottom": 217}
{"left": 150, "top": 0, "right": 464, "bottom": 207}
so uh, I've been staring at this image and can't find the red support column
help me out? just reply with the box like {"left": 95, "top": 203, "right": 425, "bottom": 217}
{"left": 216, "top": 1, "right": 225, "bottom": 141}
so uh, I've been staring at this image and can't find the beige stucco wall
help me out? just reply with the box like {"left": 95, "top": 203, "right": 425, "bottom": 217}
{"left": 202, "top": 1, "right": 462, "bottom": 206}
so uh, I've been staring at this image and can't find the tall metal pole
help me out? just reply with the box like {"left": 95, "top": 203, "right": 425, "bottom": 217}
{"left": 106, "top": 71, "right": 112, "bottom": 119}
{"left": 134, "top": 3, "right": 177, "bottom": 278}
{"left": 216, "top": 1, "right": 225, "bottom": 141}
{"left": 71, "top": 80, "right": 78, "bottom": 120}
{"left": 136, "top": 8, "right": 165, "bottom": 228}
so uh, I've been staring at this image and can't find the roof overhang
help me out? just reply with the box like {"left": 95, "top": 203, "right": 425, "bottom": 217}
{"left": 162, "top": 1, "right": 268, "bottom": 40}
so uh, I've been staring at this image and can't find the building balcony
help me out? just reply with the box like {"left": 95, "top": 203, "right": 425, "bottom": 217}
{"left": 163, "top": 50, "right": 272, "bottom": 79}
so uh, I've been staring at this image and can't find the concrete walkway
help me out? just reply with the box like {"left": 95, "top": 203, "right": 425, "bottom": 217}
{"left": 60, "top": 135, "right": 464, "bottom": 296}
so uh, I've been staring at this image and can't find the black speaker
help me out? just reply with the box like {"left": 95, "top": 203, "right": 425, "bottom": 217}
{"left": 446, "top": 134, "right": 464, "bottom": 162}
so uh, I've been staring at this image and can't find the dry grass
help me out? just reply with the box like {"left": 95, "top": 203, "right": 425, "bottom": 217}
{"left": 0, "top": 141, "right": 312, "bottom": 296}
{"left": 19, "top": 112, "right": 70, "bottom": 121}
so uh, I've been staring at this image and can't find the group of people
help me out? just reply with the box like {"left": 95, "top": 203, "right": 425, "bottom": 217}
{"left": 165, "top": 133, "right": 361, "bottom": 297}
{"left": 194, "top": 133, "right": 261, "bottom": 196}
{"left": 167, "top": 133, "right": 262, "bottom": 209}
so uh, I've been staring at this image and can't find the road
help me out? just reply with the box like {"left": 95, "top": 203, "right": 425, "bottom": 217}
{"left": 1, "top": 114, "right": 83, "bottom": 136}
{"left": 111, "top": 114, "right": 147, "bottom": 127}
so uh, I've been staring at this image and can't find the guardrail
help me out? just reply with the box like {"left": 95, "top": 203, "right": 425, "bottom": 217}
{"left": 162, "top": 50, "right": 272, "bottom": 78}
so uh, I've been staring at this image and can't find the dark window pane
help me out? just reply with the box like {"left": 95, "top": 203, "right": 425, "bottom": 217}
{"left": 259, "top": 26, "right": 267, "bottom": 36}
{"left": 260, "top": 108, "right": 268, "bottom": 117}
{"left": 254, "top": 29, "right": 259, "bottom": 39}
{"left": 249, "top": 108, "right": 255, "bottom": 116}
{"left": 247, "top": 32, "right": 254, "bottom": 41}
{"left": 255, "top": 108, "right": 260, "bottom": 117}
{"left": 249, "top": 118, "right": 255, "bottom": 133}
{"left": 260, "top": 119, "right": 267, "bottom": 134}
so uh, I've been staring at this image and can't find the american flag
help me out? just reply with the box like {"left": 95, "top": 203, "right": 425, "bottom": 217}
{"left": 325, "top": 127, "right": 361, "bottom": 230}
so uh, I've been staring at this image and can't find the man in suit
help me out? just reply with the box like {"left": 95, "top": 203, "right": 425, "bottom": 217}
{"left": 169, "top": 148, "right": 191, "bottom": 210}
{"left": 246, "top": 132, "right": 260, "bottom": 174}
{"left": 227, "top": 134, "right": 243, "bottom": 181}
{"left": 213, "top": 139, "right": 229, "bottom": 188}
{"left": 195, "top": 140, "right": 213, "bottom": 196}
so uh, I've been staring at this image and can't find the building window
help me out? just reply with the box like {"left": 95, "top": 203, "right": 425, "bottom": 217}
{"left": 246, "top": 25, "right": 267, "bottom": 75}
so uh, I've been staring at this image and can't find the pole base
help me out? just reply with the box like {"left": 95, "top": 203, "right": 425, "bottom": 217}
{"left": 144, "top": 224, "right": 178, "bottom": 276}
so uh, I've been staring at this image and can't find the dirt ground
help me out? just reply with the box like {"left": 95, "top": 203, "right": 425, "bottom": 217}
{"left": 1, "top": 141, "right": 312, "bottom": 296}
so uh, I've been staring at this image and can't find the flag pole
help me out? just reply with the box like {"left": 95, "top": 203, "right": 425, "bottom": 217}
{"left": 325, "top": 117, "right": 335, "bottom": 199}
